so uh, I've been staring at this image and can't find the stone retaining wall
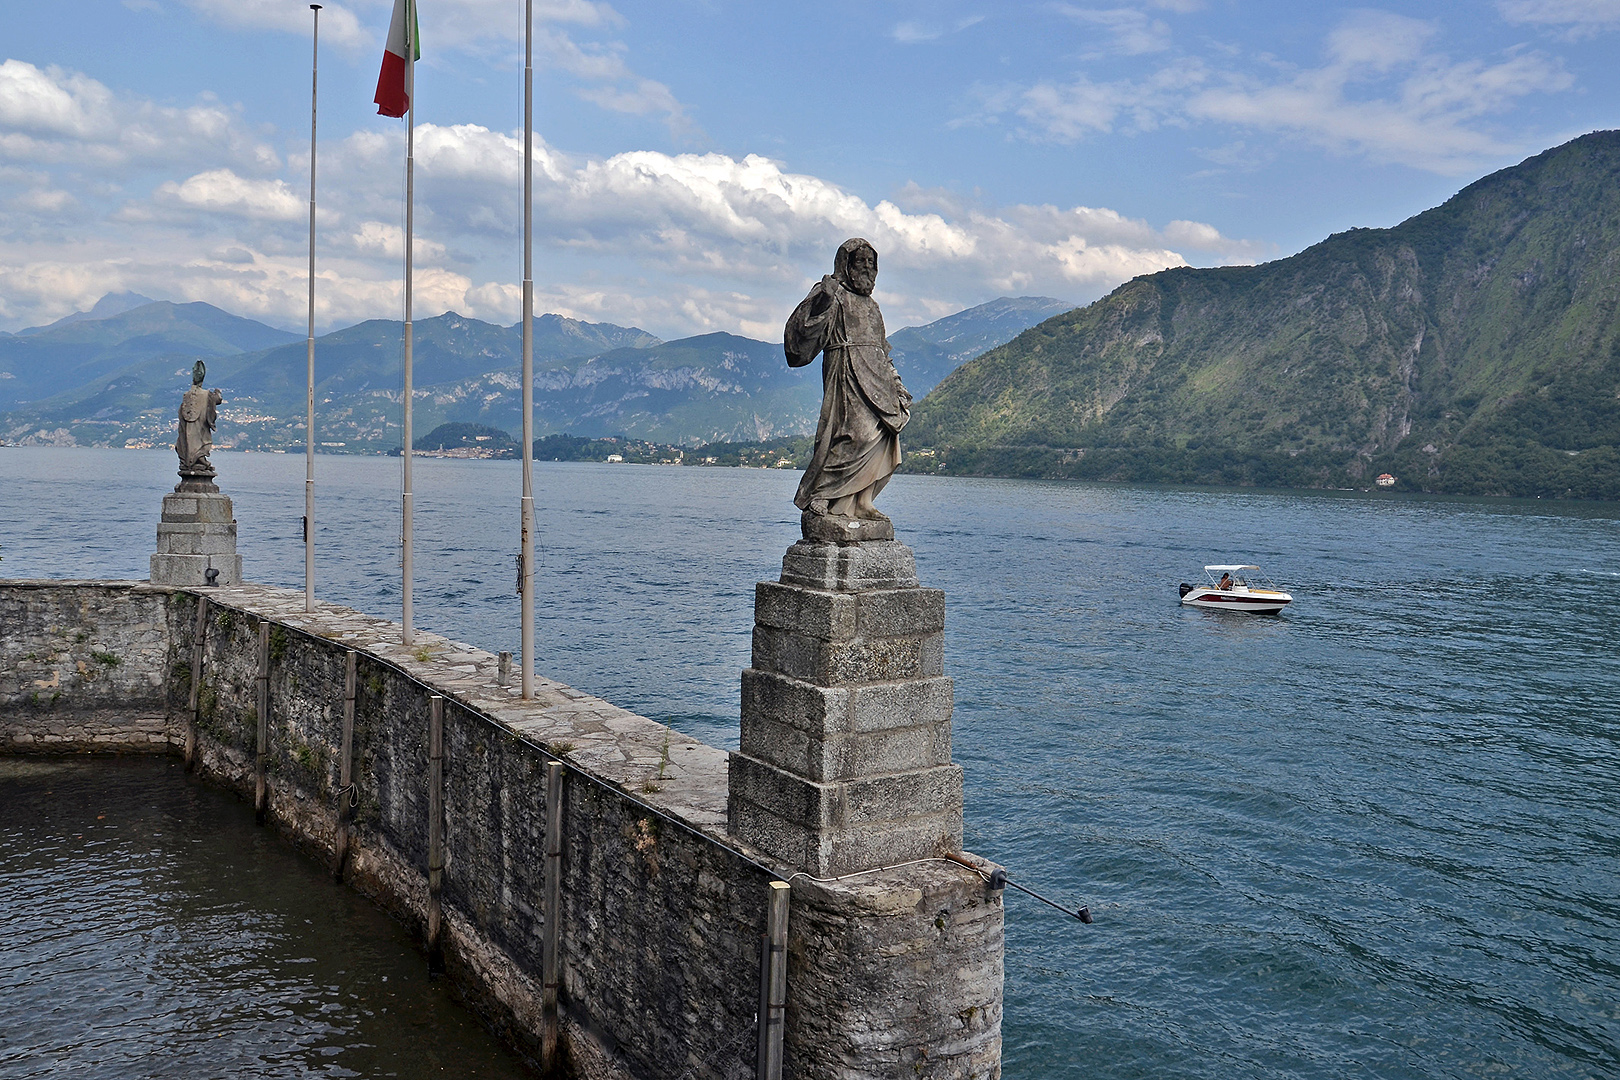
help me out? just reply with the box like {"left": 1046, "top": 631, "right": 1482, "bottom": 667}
{"left": 0, "top": 581, "right": 182, "bottom": 751}
{"left": 0, "top": 580, "right": 1003, "bottom": 1080}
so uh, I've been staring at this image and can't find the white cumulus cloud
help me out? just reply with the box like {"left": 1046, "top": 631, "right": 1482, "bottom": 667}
{"left": 0, "top": 59, "right": 279, "bottom": 173}
{"left": 0, "top": 62, "right": 1255, "bottom": 339}
{"left": 157, "top": 170, "right": 305, "bottom": 222}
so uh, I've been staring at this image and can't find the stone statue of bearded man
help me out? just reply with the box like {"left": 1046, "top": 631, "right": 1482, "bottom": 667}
{"left": 784, "top": 238, "right": 912, "bottom": 537}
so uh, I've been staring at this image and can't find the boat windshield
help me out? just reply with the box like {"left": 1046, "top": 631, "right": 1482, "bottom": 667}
{"left": 1204, "top": 565, "right": 1278, "bottom": 591}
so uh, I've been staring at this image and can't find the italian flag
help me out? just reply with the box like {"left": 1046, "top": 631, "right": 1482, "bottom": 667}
{"left": 373, "top": 0, "right": 419, "bottom": 118}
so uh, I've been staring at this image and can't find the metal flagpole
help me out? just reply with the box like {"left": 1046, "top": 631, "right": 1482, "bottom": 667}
{"left": 305, "top": 4, "right": 321, "bottom": 614}
{"left": 520, "top": 0, "right": 535, "bottom": 697}
{"left": 401, "top": 0, "right": 416, "bottom": 646}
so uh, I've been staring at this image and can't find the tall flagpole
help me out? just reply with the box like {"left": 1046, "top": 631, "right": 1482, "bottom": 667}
{"left": 305, "top": 4, "right": 321, "bottom": 614}
{"left": 520, "top": 0, "right": 535, "bottom": 697}
{"left": 401, "top": 0, "right": 416, "bottom": 646}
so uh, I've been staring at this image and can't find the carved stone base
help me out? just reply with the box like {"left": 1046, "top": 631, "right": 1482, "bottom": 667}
{"left": 800, "top": 510, "right": 894, "bottom": 544}
{"left": 150, "top": 492, "right": 241, "bottom": 586}
{"left": 175, "top": 465, "right": 219, "bottom": 494}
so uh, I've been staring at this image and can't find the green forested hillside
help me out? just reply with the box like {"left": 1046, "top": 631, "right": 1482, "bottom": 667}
{"left": 908, "top": 131, "right": 1620, "bottom": 499}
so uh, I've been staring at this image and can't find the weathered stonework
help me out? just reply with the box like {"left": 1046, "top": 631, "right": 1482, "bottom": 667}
{"left": 0, "top": 582, "right": 180, "bottom": 751}
{"left": 729, "top": 541, "right": 966, "bottom": 878}
{"left": 0, "top": 579, "right": 1003, "bottom": 1080}
{"left": 150, "top": 491, "right": 242, "bottom": 586}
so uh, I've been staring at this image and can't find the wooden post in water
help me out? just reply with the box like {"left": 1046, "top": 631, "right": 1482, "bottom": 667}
{"left": 333, "top": 649, "right": 357, "bottom": 880}
{"left": 255, "top": 621, "right": 270, "bottom": 824}
{"left": 186, "top": 596, "right": 208, "bottom": 771}
{"left": 427, "top": 693, "right": 445, "bottom": 968}
{"left": 757, "top": 880, "right": 789, "bottom": 1080}
{"left": 541, "top": 759, "right": 564, "bottom": 1070}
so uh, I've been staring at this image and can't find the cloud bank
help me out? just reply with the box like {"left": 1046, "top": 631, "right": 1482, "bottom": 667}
{"left": 0, "top": 59, "right": 1255, "bottom": 338}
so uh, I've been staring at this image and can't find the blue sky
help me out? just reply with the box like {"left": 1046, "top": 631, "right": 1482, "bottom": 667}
{"left": 2, "top": 0, "right": 1616, "bottom": 339}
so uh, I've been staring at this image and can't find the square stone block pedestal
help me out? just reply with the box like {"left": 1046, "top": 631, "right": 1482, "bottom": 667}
{"left": 729, "top": 539, "right": 963, "bottom": 877}
{"left": 150, "top": 491, "right": 242, "bottom": 586}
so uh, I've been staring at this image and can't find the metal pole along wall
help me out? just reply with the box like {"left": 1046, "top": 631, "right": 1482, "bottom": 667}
{"left": 255, "top": 622, "right": 270, "bottom": 824}
{"left": 541, "top": 759, "right": 563, "bottom": 1068}
{"left": 426, "top": 693, "right": 445, "bottom": 965}
{"left": 519, "top": 0, "right": 536, "bottom": 698}
{"left": 186, "top": 596, "right": 208, "bottom": 771}
{"left": 757, "top": 881, "right": 789, "bottom": 1080}
{"left": 305, "top": 4, "right": 321, "bottom": 613}
{"left": 333, "top": 648, "right": 357, "bottom": 880}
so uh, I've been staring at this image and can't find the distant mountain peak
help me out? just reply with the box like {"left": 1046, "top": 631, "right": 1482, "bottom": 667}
{"left": 89, "top": 292, "right": 158, "bottom": 318}
{"left": 17, "top": 291, "right": 158, "bottom": 337}
{"left": 887, "top": 296, "right": 1074, "bottom": 397}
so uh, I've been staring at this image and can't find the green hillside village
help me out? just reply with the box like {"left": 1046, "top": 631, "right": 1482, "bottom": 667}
{"left": 6, "top": 133, "right": 1620, "bottom": 499}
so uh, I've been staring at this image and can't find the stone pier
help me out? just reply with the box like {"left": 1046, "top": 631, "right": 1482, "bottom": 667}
{"left": 729, "top": 538, "right": 964, "bottom": 877}
{"left": 1, "top": 578, "right": 1003, "bottom": 1079}
{"left": 149, "top": 491, "right": 242, "bottom": 586}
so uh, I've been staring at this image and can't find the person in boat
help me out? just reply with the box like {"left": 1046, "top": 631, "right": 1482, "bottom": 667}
{"left": 783, "top": 238, "right": 912, "bottom": 521}
{"left": 1218, "top": 572, "right": 1233, "bottom": 591}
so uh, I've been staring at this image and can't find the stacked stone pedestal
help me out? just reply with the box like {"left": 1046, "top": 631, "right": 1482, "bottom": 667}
{"left": 729, "top": 539, "right": 963, "bottom": 877}
{"left": 149, "top": 491, "right": 242, "bottom": 586}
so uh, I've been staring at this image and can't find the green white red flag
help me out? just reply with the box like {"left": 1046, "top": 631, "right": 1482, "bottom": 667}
{"left": 373, "top": 0, "right": 419, "bottom": 118}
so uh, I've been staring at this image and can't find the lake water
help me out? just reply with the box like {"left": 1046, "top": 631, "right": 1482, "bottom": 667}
{"left": 0, "top": 756, "right": 535, "bottom": 1080}
{"left": 3, "top": 446, "right": 1618, "bottom": 1079}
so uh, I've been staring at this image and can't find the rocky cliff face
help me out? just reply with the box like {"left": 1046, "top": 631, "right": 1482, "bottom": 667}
{"left": 911, "top": 131, "right": 1620, "bottom": 497}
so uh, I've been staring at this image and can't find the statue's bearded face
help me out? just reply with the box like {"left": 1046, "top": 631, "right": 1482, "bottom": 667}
{"left": 846, "top": 247, "right": 877, "bottom": 296}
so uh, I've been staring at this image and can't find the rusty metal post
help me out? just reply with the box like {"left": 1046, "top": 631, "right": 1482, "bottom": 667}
{"left": 333, "top": 649, "right": 357, "bottom": 879}
{"left": 254, "top": 621, "right": 269, "bottom": 824}
{"left": 757, "top": 880, "right": 789, "bottom": 1080}
{"left": 541, "top": 759, "right": 564, "bottom": 1069}
{"left": 186, "top": 595, "right": 207, "bottom": 770}
{"left": 426, "top": 693, "right": 445, "bottom": 967}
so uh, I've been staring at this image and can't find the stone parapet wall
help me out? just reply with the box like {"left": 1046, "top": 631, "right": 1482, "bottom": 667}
{"left": 0, "top": 580, "right": 1003, "bottom": 1080}
{"left": 0, "top": 581, "right": 186, "bottom": 751}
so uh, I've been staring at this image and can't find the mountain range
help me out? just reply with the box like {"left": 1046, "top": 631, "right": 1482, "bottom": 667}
{"left": 0, "top": 296, "right": 1066, "bottom": 452}
{"left": 909, "top": 131, "right": 1620, "bottom": 500}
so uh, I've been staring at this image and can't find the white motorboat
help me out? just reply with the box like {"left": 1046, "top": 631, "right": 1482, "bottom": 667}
{"left": 1179, "top": 564, "right": 1292, "bottom": 614}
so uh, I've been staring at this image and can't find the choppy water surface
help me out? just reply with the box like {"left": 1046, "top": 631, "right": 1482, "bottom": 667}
{"left": 3, "top": 446, "right": 1619, "bottom": 1078}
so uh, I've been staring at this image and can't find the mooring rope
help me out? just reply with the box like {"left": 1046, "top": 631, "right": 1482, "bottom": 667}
{"left": 786, "top": 854, "right": 1093, "bottom": 925}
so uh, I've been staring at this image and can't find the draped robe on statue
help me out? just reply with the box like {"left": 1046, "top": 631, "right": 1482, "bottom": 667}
{"left": 175, "top": 384, "right": 222, "bottom": 472}
{"left": 785, "top": 275, "right": 910, "bottom": 512}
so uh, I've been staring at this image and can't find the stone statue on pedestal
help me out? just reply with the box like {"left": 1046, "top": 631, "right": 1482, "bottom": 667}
{"left": 728, "top": 246, "right": 961, "bottom": 876}
{"left": 785, "top": 238, "right": 912, "bottom": 543}
{"left": 151, "top": 360, "right": 241, "bottom": 586}
{"left": 174, "top": 360, "right": 224, "bottom": 494}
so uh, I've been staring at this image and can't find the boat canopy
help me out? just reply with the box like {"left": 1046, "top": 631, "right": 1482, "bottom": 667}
{"left": 1205, "top": 564, "right": 1260, "bottom": 572}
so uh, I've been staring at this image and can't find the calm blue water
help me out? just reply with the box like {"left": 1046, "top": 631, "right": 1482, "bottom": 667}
{"left": 3, "top": 446, "right": 1618, "bottom": 1079}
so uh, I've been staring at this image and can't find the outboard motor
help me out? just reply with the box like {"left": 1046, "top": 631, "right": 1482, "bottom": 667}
{"left": 1178, "top": 582, "right": 1194, "bottom": 598}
